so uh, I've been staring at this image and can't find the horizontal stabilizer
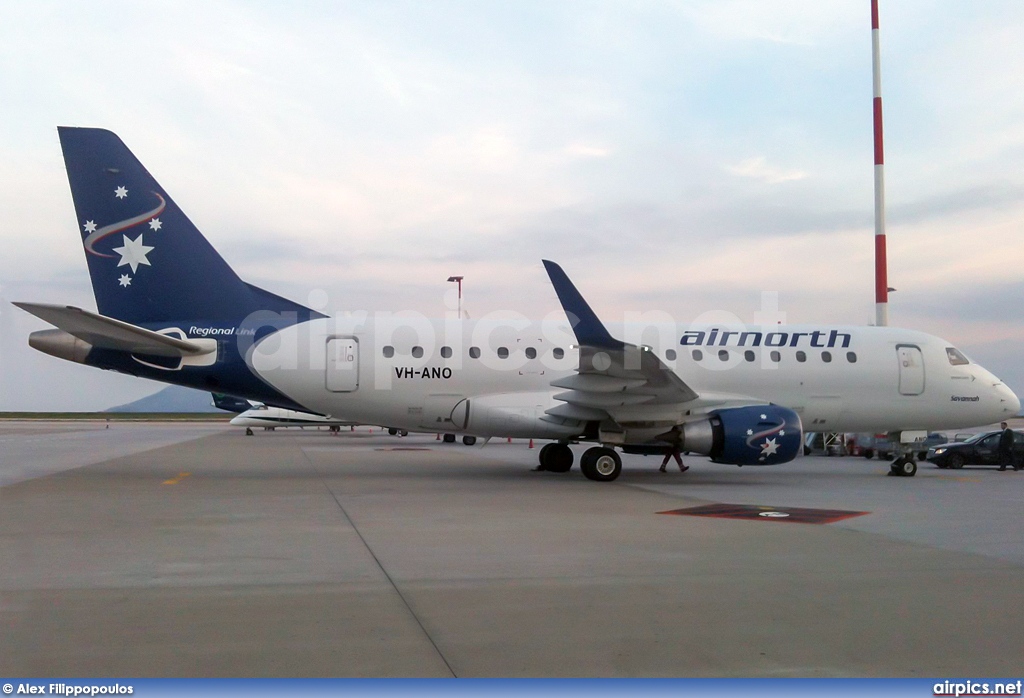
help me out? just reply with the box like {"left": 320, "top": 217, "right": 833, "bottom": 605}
{"left": 13, "top": 302, "right": 211, "bottom": 357}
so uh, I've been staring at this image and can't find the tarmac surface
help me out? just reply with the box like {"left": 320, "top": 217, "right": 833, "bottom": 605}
{"left": 0, "top": 421, "right": 1022, "bottom": 677}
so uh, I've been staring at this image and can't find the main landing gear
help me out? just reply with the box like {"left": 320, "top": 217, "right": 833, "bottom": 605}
{"left": 888, "top": 455, "right": 918, "bottom": 477}
{"left": 536, "top": 444, "right": 623, "bottom": 481}
{"left": 537, "top": 443, "right": 574, "bottom": 472}
{"left": 579, "top": 447, "right": 622, "bottom": 482}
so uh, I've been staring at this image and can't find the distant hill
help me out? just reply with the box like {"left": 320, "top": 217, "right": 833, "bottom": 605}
{"left": 106, "top": 385, "right": 220, "bottom": 413}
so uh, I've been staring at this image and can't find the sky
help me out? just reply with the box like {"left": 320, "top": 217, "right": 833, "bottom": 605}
{"left": 1, "top": 0, "right": 1024, "bottom": 410}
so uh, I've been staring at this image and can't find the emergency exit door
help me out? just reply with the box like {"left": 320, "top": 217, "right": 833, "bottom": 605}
{"left": 897, "top": 344, "right": 924, "bottom": 396}
{"left": 326, "top": 337, "right": 359, "bottom": 392}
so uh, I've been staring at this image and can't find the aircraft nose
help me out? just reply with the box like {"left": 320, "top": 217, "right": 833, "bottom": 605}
{"left": 1004, "top": 386, "right": 1021, "bottom": 416}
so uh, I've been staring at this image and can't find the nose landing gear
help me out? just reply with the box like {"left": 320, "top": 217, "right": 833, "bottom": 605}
{"left": 888, "top": 456, "right": 918, "bottom": 477}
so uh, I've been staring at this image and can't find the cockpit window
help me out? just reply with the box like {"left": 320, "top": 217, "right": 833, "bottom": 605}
{"left": 946, "top": 347, "right": 969, "bottom": 366}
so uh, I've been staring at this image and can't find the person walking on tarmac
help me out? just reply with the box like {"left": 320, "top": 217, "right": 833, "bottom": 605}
{"left": 659, "top": 426, "right": 689, "bottom": 473}
{"left": 997, "top": 422, "right": 1019, "bottom": 471}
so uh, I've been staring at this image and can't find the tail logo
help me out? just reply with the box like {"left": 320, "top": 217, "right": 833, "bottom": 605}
{"left": 81, "top": 190, "right": 166, "bottom": 257}
{"left": 81, "top": 189, "right": 166, "bottom": 288}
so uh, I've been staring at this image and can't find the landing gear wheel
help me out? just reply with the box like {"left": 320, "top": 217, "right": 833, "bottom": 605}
{"left": 539, "top": 443, "right": 573, "bottom": 472}
{"left": 245, "top": 427, "right": 253, "bottom": 436}
{"left": 889, "top": 457, "right": 917, "bottom": 477}
{"left": 388, "top": 428, "right": 398, "bottom": 436}
{"left": 462, "top": 435, "right": 477, "bottom": 446}
{"left": 947, "top": 453, "right": 965, "bottom": 470}
{"left": 537, "top": 443, "right": 555, "bottom": 470}
{"left": 399, "top": 430, "right": 409, "bottom": 437}
{"left": 443, "top": 433, "right": 456, "bottom": 443}
{"left": 580, "top": 447, "right": 622, "bottom": 482}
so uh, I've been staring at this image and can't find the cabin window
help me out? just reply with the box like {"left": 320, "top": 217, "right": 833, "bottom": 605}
{"left": 469, "top": 346, "right": 481, "bottom": 359}
{"left": 411, "top": 346, "right": 423, "bottom": 358}
{"left": 796, "top": 351, "right": 806, "bottom": 363}
{"left": 525, "top": 347, "right": 537, "bottom": 359}
{"left": 665, "top": 349, "right": 677, "bottom": 361}
{"left": 497, "top": 347, "right": 509, "bottom": 359}
{"left": 553, "top": 347, "right": 564, "bottom": 359}
{"left": 440, "top": 346, "right": 452, "bottom": 359}
{"left": 692, "top": 349, "right": 703, "bottom": 361}
{"left": 770, "top": 350, "right": 781, "bottom": 363}
{"left": 946, "top": 347, "right": 969, "bottom": 366}
{"left": 744, "top": 350, "right": 755, "bottom": 362}
{"left": 382, "top": 345, "right": 394, "bottom": 358}
{"left": 718, "top": 350, "right": 729, "bottom": 362}
{"left": 847, "top": 351, "right": 857, "bottom": 363}
{"left": 821, "top": 351, "right": 832, "bottom": 363}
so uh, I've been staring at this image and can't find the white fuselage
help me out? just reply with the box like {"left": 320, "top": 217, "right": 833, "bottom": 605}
{"left": 243, "top": 317, "right": 1018, "bottom": 439}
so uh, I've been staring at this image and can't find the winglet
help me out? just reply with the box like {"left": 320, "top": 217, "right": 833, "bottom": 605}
{"left": 542, "top": 260, "right": 623, "bottom": 349}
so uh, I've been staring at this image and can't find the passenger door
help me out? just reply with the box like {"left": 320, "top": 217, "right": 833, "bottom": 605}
{"left": 326, "top": 337, "right": 359, "bottom": 392}
{"left": 896, "top": 344, "right": 925, "bottom": 396}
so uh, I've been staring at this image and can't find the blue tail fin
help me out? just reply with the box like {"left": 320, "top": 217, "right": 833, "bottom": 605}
{"left": 58, "top": 127, "right": 321, "bottom": 326}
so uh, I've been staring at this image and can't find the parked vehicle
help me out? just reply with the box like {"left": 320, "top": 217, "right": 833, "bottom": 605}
{"left": 855, "top": 433, "right": 893, "bottom": 460}
{"left": 927, "top": 430, "right": 1024, "bottom": 469}
{"left": 856, "top": 432, "right": 947, "bottom": 461}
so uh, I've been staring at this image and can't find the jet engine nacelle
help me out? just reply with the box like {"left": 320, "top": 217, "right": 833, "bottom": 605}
{"left": 681, "top": 404, "right": 803, "bottom": 466}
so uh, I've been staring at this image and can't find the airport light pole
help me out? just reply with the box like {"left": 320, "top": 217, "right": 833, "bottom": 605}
{"left": 447, "top": 275, "right": 463, "bottom": 319}
{"left": 872, "top": 0, "right": 889, "bottom": 326}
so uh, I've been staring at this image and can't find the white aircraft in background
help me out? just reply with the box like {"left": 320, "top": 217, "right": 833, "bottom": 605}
{"left": 210, "top": 393, "right": 356, "bottom": 435}
{"left": 16, "top": 127, "right": 1020, "bottom": 480}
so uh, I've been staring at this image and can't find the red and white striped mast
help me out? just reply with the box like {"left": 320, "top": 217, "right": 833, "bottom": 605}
{"left": 871, "top": 0, "right": 889, "bottom": 326}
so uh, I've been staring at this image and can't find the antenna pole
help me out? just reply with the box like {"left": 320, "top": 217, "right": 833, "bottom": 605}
{"left": 872, "top": 0, "right": 889, "bottom": 326}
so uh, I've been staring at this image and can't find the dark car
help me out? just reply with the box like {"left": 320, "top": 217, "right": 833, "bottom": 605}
{"left": 927, "top": 430, "right": 1024, "bottom": 469}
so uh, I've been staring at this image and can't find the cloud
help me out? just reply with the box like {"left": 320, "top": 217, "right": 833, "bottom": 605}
{"left": 3, "top": 2, "right": 1024, "bottom": 409}
{"left": 727, "top": 157, "right": 807, "bottom": 184}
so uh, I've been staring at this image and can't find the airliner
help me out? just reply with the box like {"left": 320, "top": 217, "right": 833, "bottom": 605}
{"left": 211, "top": 393, "right": 356, "bottom": 435}
{"left": 15, "top": 128, "right": 1020, "bottom": 480}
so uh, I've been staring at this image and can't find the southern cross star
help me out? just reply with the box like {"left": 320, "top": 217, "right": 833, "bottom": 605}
{"left": 112, "top": 234, "right": 154, "bottom": 273}
{"left": 118, "top": 274, "right": 132, "bottom": 287}
{"left": 114, "top": 186, "right": 128, "bottom": 199}
{"left": 148, "top": 217, "right": 162, "bottom": 231}
{"left": 760, "top": 437, "right": 779, "bottom": 457}
{"left": 83, "top": 220, "right": 97, "bottom": 233}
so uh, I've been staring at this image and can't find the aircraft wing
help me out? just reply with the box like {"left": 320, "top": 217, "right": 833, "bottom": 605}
{"left": 541, "top": 261, "right": 699, "bottom": 427}
{"left": 13, "top": 302, "right": 211, "bottom": 357}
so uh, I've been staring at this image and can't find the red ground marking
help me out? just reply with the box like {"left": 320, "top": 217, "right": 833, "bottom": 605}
{"left": 658, "top": 503, "right": 870, "bottom": 524}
